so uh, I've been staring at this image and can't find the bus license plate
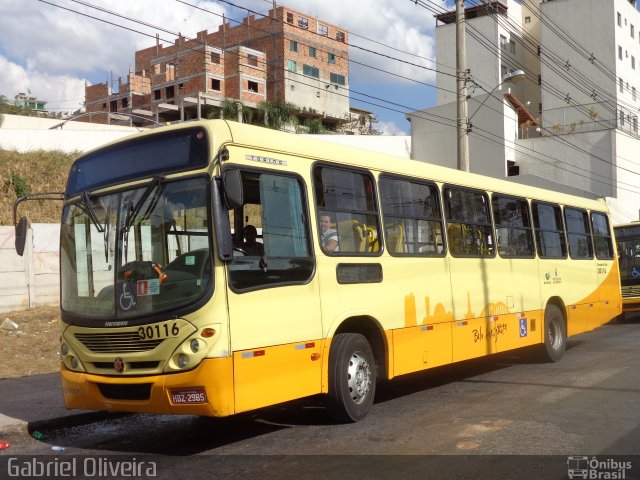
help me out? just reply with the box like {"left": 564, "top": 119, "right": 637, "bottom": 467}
{"left": 170, "top": 388, "right": 207, "bottom": 404}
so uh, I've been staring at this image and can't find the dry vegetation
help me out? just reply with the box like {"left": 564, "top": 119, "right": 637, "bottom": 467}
{"left": 0, "top": 306, "right": 61, "bottom": 379}
{"left": 0, "top": 149, "right": 79, "bottom": 225}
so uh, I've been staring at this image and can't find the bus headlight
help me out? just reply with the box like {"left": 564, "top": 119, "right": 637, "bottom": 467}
{"left": 178, "top": 354, "right": 189, "bottom": 368}
{"left": 70, "top": 356, "right": 79, "bottom": 369}
{"left": 190, "top": 339, "right": 200, "bottom": 353}
{"left": 60, "top": 342, "right": 69, "bottom": 357}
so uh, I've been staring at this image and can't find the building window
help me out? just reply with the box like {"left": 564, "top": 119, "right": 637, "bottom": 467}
{"left": 110, "top": 100, "right": 117, "bottom": 112}
{"left": 634, "top": 87, "right": 637, "bottom": 101}
{"left": 501, "top": 64, "right": 508, "bottom": 78}
{"left": 298, "top": 16, "right": 308, "bottom": 29}
{"left": 620, "top": 109, "right": 625, "bottom": 126}
{"left": 328, "top": 53, "right": 336, "bottom": 64}
{"left": 303, "top": 64, "right": 320, "bottom": 78}
{"left": 509, "top": 40, "right": 516, "bottom": 54}
{"left": 287, "top": 60, "right": 297, "bottom": 72}
{"left": 211, "top": 52, "right": 221, "bottom": 64}
{"left": 248, "top": 81, "right": 259, "bottom": 93}
{"left": 166, "top": 85, "right": 175, "bottom": 99}
{"left": 290, "top": 40, "right": 298, "bottom": 52}
{"left": 330, "top": 72, "right": 345, "bottom": 86}
{"left": 318, "top": 24, "right": 328, "bottom": 36}
{"left": 633, "top": 56, "right": 636, "bottom": 70}
{"left": 618, "top": 12, "right": 622, "bottom": 27}
{"left": 620, "top": 77, "right": 624, "bottom": 93}
{"left": 537, "top": 74, "right": 542, "bottom": 86}
{"left": 286, "top": 12, "right": 293, "bottom": 23}
{"left": 154, "top": 89, "right": 161, "bottom": 100}
{"left": 500, "top": 35, "right": 507, "bottom": 50}
{"left": 309, "top": 46, "right": 317, "bottom": 58}
{"left": 247, "top": 54, "right": 258, "bottom": 67}
{"left": 211, "top": 78, "right": 221, "bottom": 91}
{"left": 524, "top": 16, "right": 531, "bottom": 24}
{"left": 634, "top": 116, "right": 638, "bottom": 133}
{"left": 618, "top": 45, "right": 623, "bottom": 60}
{"left": 121, "top": 97, "right": 128, "bottom": 108}
{"left": 335, "top": 31, "right": 345, "bottom": 42}
{"left": 632, "top": 25, "right": 635, "bottom": 38}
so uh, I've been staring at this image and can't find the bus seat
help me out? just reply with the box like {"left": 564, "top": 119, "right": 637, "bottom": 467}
{"left": 385, "top": 224, "right": 405, "bottom": 254}
{"left": 366, "top": 226, "right": 379, "bottom": 252}
{"left": 337, "top": 220, "right": 367, "bottom": 252}
{"left": 448, "top": 223, "right": 467, "bottom": 254}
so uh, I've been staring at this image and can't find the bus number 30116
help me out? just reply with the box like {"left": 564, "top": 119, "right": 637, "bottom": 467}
{"left": 138, "top": 323, "right": 180, "bottom": 340}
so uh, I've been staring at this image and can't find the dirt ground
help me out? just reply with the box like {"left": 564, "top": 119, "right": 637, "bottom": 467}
{"left": 0, "top": 306, "right": 61, "bottom": 379}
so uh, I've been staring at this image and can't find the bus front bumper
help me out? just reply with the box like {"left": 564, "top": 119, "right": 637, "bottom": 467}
{"left": 61, "top": 357, "right": 234, "bottom": 417}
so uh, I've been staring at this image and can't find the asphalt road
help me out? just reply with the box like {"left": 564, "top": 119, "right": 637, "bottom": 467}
{"left": 2, "top": 317, "right": 640, "bottom": 479}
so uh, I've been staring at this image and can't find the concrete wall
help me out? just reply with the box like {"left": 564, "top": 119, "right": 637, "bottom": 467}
{"left": 0, "top": 114, "right": 141, "bottom": 153}
{"left": 0, "top": 224, "right": 60, "bottom": 313}
{"left": 409, "top": 94, "right": 517, "bottom": 179}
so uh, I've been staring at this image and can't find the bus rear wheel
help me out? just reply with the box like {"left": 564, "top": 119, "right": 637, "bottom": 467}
{"left": 537, "top": 304, "right": 567, "bottom": 362}
{"left": 327, "top": 333, "right": 376, "bottom": 422}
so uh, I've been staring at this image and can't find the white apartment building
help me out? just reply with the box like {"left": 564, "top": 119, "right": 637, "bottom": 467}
{"left": 409, "top": 0, "right": 640, "bottom": 224}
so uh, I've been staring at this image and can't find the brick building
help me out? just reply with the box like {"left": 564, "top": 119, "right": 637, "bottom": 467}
{"left": 84, "top": 5, "right": 350, "bottom": 130}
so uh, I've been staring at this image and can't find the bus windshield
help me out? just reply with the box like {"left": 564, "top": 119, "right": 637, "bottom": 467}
{"left": 60, "top": 176, "right": 213, "bottom": 323}
{"left": 616, "top": 224, "right": 640, "bottom": 287}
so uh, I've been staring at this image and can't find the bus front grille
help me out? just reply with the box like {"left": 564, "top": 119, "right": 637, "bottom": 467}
{"left": 74, "top": 332, "right": 163, "bottom": 353}
{"left": 621, "top": 286, "right": 640, "bottom": 299}
{"left": 96, "top": 383, "right": 152, "bottom": 401}
{"left": 92, "top": 361, "right": 160, "bottom": 371}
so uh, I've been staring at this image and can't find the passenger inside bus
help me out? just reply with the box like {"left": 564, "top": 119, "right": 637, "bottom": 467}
{"left": 319, "top": 213, "right": 339, "bottom": 252}
{"left": 242, "top": 224, "right": 264, "bottom": 256}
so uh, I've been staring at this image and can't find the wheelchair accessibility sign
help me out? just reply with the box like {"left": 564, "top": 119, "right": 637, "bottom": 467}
{"left": 519, "top": 318, "right": 528, "bottom": 338}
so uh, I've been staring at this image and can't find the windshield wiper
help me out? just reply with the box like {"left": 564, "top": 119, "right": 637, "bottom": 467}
{"left": 122, "top": 177, "right": 164, "bottom": 262}
{"left": 80, "top": 192, "right": 104, "bottom": 233}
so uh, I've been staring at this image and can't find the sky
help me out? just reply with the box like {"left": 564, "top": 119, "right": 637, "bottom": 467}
{"left": 0, "top": 0, "right": 449, "bottom": 135}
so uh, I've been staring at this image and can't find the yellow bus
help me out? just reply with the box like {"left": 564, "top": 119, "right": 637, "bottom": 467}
{"left": 14, "top": 120, "right": 622, "bottom": 422}
{"left": 613, "top": 222, "right": 640, "bottom": 318}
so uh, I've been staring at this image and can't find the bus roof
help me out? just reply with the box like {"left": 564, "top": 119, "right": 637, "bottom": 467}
{"left": 218, "top": 120, "right": 609, "bottom": 213}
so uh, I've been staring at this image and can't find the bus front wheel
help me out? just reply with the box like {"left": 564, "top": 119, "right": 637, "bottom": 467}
{"left": 327, "top": 333, "right": 376, "bottom": 422}
{"left": 537, "top": 304, "right": 567, "bottom": 362}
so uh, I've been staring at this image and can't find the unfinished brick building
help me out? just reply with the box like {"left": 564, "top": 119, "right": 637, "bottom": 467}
{"left": 84, "top": 5, "right": 350, "bottom": 130}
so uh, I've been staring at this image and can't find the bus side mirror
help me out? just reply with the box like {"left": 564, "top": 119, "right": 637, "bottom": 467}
{"left": 15, "top": 217, "right": 28, "bottom": 257}
{"left": 222, "top": 169, "right": 243, "bottom": 209}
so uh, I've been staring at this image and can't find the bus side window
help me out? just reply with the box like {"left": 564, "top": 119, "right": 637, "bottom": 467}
{"left": 227, "top": 170, "right": 314, "bottom": 291}
{"left": 564, "top": 207, "right": 593, "bottom": 259}
{"left": 313, "top": 166, "right": 380, "bottom": 255}
{"left": 591, "top": 212, "right": 614, "bottom": 260}
{"left": 444, "top": 187, "right": 494, "bottom": 257}
{"left": 491, "top": 195, "right": 535, "bottom": 258}
{"left": 379, "top": 176, "right": 445, "bottom": 256}
{"left": 532, "top": 202, "right": 567, "bottom": 259}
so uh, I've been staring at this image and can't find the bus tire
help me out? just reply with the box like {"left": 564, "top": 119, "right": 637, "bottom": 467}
{"left": 537, "top": 304, "right": 567, "bottom": 362}
{"left": 327, "top": 333, "right": 376, "bottom": 422}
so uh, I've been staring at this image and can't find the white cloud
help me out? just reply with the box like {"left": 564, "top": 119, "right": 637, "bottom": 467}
{"left": 376, "top": 119, "right": 408, "bottom": 136}
{"left": 0, "top": 56, "right": 86, "bottom": 112}
{"left": 0, "top": 0, "right": 438, "bottom": 122}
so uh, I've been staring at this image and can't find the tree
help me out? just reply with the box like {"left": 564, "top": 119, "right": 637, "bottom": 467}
{"left": 338, "top": 111, "right": 382, "bottom": 135}
{"left": 300, "top": 117, "right": 326, "bottom": 134}
{"left": 258, "top": 99, "right": 298, "bottom": 131}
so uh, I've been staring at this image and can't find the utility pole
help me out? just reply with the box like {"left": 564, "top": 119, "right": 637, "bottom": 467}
{"left": 456, "top": 0, "right": 470, "bottom": 172}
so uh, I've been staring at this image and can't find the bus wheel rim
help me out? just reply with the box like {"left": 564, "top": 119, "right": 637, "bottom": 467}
{"left": 549, "top": 319, "right": 560, "bottom": 350}
{"left": 347, "top": 351, "right": 371, "bottom": 405}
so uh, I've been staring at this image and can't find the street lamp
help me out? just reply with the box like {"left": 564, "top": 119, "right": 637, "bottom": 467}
{"left": 457, "top": 69, "right": 526, "bottom": 171}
